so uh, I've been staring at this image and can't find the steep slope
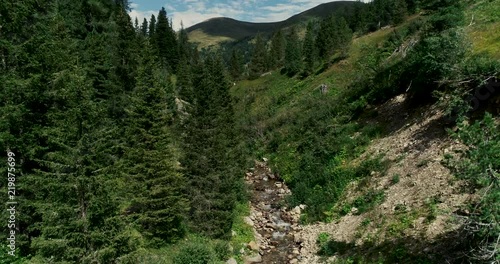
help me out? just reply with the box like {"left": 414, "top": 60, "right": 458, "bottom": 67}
{"left": 297, "top": 95, "right": 475, "bottom": 263}
{"left": 231, "top": 0, "right": 500, "bottom": 263}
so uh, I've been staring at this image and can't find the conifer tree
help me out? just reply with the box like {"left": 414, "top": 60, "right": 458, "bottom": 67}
{"left": 248, "top": 33, "right": 268, "bottom": 79}
{"left": 405, "top": 0, "right": 419, "bottom": 13}
{"left": 141, "top": 18, "right": 148, "bottom": 36}
{"left": 176, "top": 57, "right": 194, "bottom": 104}
{"left": 229, "top": 49, "right": 243, "bottom": 80}
{"left": 121, "top": 44, "right": 188, "bottom": 243}
{"left": 149, "top": 14, "right": 156, "bottom": 39}
{"left": 392, "top": 0, "right": 409, "bottom": 24}
{"left": 303, "top": 21, "right": 318, "bottom": 74}
{"left": 182, "top": 54, "right": 241, "bottom": 238}
{"left": 178, "top": 24, "right": 191, "bottom": 62}
{"left": 0, "top": 2, "right": 147, "bottom": 262}
{"left": 335, "top": 17, "right": 354, "bottom": 57}
{"left": 32, "top": 65, "right": 124, "bottom": 263}
{"left": 284, "top": 27, "right": 303, "bottom": 75}
{"left": 269, "top": 30, "right": 286, "bottom": 69}
{"left": 316, "top": 16, "right": 353, "bottom": 61}
{"left": 316, "top": 15, "right": 337, "bottom": 59}
{"left": 352, "top": 1, "right": 369, "bottom": 33}
{"left": 134, "top": 17, "right": 139, "bottom": 32}
{"left": 155, "top": 7, "right": 179, "bottom": 70}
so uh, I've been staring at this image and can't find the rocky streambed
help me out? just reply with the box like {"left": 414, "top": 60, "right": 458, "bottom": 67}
{"left": 241, "top": 160, "right": 306, "bottom": 264}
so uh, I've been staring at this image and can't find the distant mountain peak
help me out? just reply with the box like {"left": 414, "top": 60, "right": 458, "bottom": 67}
{"left": 186, "top": 1, "right": 361, "bottom": 45}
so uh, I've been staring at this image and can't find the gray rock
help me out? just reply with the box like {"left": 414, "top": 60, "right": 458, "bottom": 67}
{"left": 272, "top": 231, "right": 286, "bottom": 240}
{"left": 244, "top": 254, "right": 263, "bottom": 263}
{"left": 226, "top": 257, "right": 237, "bottom": 264}
{"left": 247, "top": 240, "right": 259, "bottom": 251}
{"left": 244, "top": 216, "right": 254, "bottom": 226}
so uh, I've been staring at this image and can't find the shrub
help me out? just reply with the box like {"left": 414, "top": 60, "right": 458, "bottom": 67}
{"left": 391, "top": 174, "right": 401, "bottom": 185}
{"left": 172, "top": 243, "right": 216, "bottom": 264}
{"left": 212, "top": 240, "right": 230, "bottom": 261}
{"left": 404, "top": 29, "right": 467, "bottom": 99}
{"left": 352, "top": 189, "right": 386, "bottom": 215}
{"left": 428, "top": 4, "right": 465, "bottom": 32}
{"left": 317, "top": 232, "right": 350, "bottom": 257}
{"left": 445, "top": 113, "right": 499, "bottom": 262}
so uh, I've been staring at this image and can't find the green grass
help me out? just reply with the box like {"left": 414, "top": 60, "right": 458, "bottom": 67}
{"left": 465, "top": 0, "right": 500, "bottom": 58}
{"left": 229, "top": 202, "right": 255, "bottom": 259}
{"left": 76, "top": 208, "right": 255, "bottom": 264}
{"left": 424, "top": 196, "right": 440, "bottom": 223}
{"left": 391, "top": 174, "right": 401, "bottom": 185}
{"left": 232, "top": 0, "right": 499, "bottom": 243}
{"left": 387, "top": 209, "right": 419, "bottom": 237}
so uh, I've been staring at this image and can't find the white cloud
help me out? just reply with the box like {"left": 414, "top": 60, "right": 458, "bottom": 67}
{"left": 170, "top": 10, "right": 221, "bottom": 30}
{"left": 129, "top": 9, "right": 157, "bottom": 25}
{"left": 261, "top": 3, "right": 304, "bottom": 13}
{"left": 170, "top": 2, "right": 246, "bottom": 30}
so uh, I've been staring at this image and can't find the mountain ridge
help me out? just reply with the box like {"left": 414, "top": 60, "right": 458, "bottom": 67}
{"left": 186, "top": 1, "right": 361, "bottom": 45}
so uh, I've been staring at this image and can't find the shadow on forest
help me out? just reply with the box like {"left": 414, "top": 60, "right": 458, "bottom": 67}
{"left": 317, "top": 223, "right": 475, "bottom": 263}
{"left": 364, "top": 78, "right": 500, "bottom": 145}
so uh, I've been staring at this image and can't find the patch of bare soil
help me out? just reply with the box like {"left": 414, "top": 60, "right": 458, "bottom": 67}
{"left": 296, "top": 94, "right": 477, "bottom": 263}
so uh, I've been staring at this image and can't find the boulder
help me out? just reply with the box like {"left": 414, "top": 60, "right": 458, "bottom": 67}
{"left": 244, "top": 254, "right": 263, "bottom": 263}
{"left": 226, "top": 258, "right": 238, "bottom": 264}
{"left": 247, "top": 241, "right": 259, "bottom": 251}
{"left": 244, "top": 217, "right": 254, "bottom": 226}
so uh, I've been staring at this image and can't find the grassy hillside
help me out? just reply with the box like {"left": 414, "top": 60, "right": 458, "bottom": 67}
{"left": 465, "top": 0, "right": 500, "bottom": 58}
{"left": 231, "top": 0, "right": 499, "bottom": 262}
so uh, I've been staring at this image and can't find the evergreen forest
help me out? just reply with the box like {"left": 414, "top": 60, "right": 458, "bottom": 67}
{"left": 0, "top": 0, "right": 498, "bottom": 263}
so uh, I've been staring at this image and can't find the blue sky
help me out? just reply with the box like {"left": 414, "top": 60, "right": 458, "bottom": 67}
{"left": 129, "top": 0, "right": 355, "bottom": 30}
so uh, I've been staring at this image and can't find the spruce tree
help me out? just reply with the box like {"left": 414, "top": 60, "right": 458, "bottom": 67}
{"left": 352, "top": 1, "right": 369, "bottom": 33}
{"left": 316, "top": 16, "right": 353, "bottom": 61}
{"left": 335, "top": 17, "right": 354, "bottom": 57}
{"left": 176, "top": 57, "right": 194, "bottom": 104}
{"left": 248, "top": 33, "right": 268, "bottom": 79}
{"left": 392, "top": 0, "right": 409, "bottom": 24}
{"left": 0, "top": 2, "right": 145, "bottom": 261}
{"left": 269, "top": 30, "right": 286, "bottom": 69}
{"left": 284, "top": 27, "right": 303, "bottom": 76}
{"left": 316, "top": 15, "right": 336, "bottom": 59}
{"left": 141, "top": 18, "right": 148, "bottom": 36}
{"left": 121, "top": 44, "right": 188, "bottom": 243}
{"left": 178, "top": 23, "right": 191, "bottom": 62}
{"left": 181, "top": 54, "right": 241, "bottom": 238}
{"left": 155, "top": 7, "right": 179, "bottom": 70}
{"left": 229, "top": 49, "right": 243, "bottom": 80}
{"left": 149, "top": 14, "right": 156, "bottom": 39}
{"left": 303, "top": 21, "right": 318, "bottom": 75}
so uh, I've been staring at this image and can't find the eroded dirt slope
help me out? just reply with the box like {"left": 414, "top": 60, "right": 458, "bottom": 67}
{"left": 296, "top": 95, "right": 476, "bottom": 263}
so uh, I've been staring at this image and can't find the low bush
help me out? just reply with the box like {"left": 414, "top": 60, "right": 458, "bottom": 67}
{"left": 445, "top": 113, "right": 499, "bottom": 262}
{"left": 172, "top": 242, "right": 216, "bottom": 264}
